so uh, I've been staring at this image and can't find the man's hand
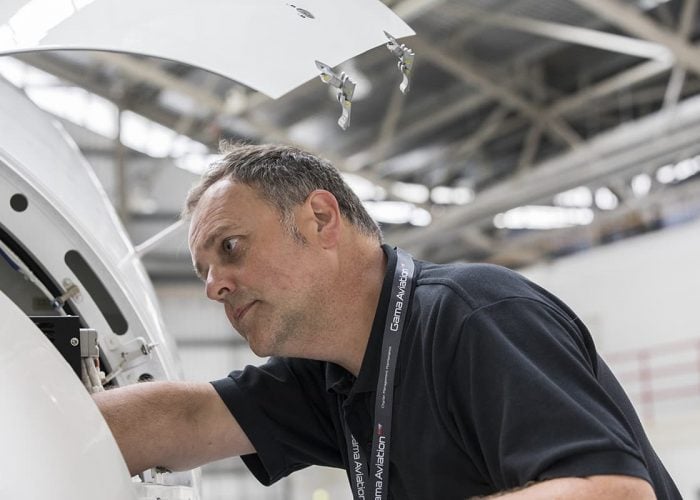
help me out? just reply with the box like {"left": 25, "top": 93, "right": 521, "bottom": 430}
{"left": 478, "top": 475, "right": 656, "bottom": 499}
{"left": 93, "top": 381, "right": 254, "bottom": 475}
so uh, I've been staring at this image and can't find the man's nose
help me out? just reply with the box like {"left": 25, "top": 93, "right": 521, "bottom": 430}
{"left": 205, "top": 267, "right": 235, "bottom": 302}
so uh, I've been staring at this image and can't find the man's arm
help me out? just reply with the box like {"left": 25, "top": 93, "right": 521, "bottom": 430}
{"left": 479, "top": 475, "right": 655, "bottom": 499}
{"left": 93, "top": 381, "right": 254, "bottom": 475}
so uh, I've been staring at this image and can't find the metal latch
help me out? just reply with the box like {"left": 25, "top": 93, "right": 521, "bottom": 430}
{"left": 104, "top": 336, "right": 158, "bottom": 383}
{"left": 384, "top": 31, "right": 415, "bottom": 94}
{"left": 80, "top": 328, "right": 99, "bottom": 358}
{"left": 80, "top": 328, "right": 104, "bottom": 393}
{"left": 315, "top": 60, "right": 356, "bottom": 130}
{"left": 51, "top": 279, "right": 81, "bottom": 309}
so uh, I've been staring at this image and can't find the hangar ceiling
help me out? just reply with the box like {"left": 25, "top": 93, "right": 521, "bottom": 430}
{"left": 3, "top": 0, "right": 700, "bottom": 276}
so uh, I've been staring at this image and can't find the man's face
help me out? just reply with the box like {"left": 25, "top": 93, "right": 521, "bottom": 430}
{"left": 188, "top": 178, "right": 323, "bottom": 357}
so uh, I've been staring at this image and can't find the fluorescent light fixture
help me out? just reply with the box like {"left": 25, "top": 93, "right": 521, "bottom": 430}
{"left": 494, "top": 206, "right": 594, "bottom": 230}
{"left": 288, "top": 116, "right": 332, "bottom": 150}
{"left": 83, "top": 93, "right": 118, "bottom": 139}
{"left": 343, "top": 173, "right": 386, "bottom": 201}
{"left": 631, "top": 173, "right": 652, "bottom": 198}
{"left": 363, "top": 201, "right": 431, "bottom": 226}
{"left": 0, "top": 58, "right": 59, "bottom": 87}
{"left": 553, "top": 186, "right": 593, "bottom": 208}
{"left": 391, "top": 182, "right": 430, "bottom": 204}
{"left": 158, "top": 88, "right": 200, "bottom": 117}
{"left": 380, "top": 145, "right": 447, "bottom": 177}
{"left": 174, "top": 153, "right": 222, "bottom": 175}
{"left": 638, "top": 0, "right": 670, "bottom": 10}
{"left": 594, "top": 187, "right": 619, "bottom": 210}
{"left": 430, "top": 186, "right": 474, "bottom": 205}
{"left": 120, "top": 111, "right": 152, "bottom": 153}
{"left": 409, "top": 207, "right": 432, "bottom": 226}
{"left": 656, "top": 164, "right": 675, "bottom": 184}
{"left": 1, "top": 56, "right": 210, "bottom": 161}
{"left": 170, "top": 135, "right": 209, "bottom": 158}
{"left": 364, "top": 201, "right": 413, "bottom": 224}
{"left": 654, "top": 155, "right": 700, "bottom": 185}
{"left": 25, "top": 86, "right": 90, "bottom": 125}
{"left": 674, "top": 157, "right": 700, "bottom": 182}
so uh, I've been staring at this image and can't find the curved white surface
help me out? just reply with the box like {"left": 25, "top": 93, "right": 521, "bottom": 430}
{"left": 0, "top": 78, "right": 200, "bottom": 496}
{"left": 0, "top": 77, "right": 181, "bottom": 381}
{"left": 0, "top": 290, "right": 137, "bottom": 500}
{"left": 0, "top": 0, "right": 414, "bottom": 99}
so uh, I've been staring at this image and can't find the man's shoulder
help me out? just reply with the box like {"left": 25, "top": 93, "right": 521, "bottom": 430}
{"left": 415, "top": 260, "right": 542, "bottom": 313}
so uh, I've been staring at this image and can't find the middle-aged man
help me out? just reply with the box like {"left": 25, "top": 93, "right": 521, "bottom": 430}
{"left": 94, "top": 143, "right": 681, "bottom": 499}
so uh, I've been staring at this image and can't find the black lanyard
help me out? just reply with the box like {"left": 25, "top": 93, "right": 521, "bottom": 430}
{"left": 344, "top": 248, "right": 415, "bottom": 500}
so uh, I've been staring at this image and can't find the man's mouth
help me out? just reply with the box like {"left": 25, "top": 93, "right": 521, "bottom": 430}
{"left": 234, "top": 300, "right": 258, "bottom": 321}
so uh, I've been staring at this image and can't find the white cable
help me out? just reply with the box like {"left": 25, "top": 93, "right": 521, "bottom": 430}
{"left": 85, "top": 358, "right": 104, "bottom": 393}
{"left": 81, "top": 359, "right": 92, "bottom": 392}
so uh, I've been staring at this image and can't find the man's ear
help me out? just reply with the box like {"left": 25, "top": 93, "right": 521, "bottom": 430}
{"left": 305, "top": 190, "right": 341, "bottom": 247}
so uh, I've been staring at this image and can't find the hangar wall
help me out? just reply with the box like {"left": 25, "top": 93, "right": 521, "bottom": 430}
{"left": 523, "top": 216, "right": 700, "bottom": 499}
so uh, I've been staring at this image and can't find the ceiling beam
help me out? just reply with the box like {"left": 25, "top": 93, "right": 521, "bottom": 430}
{"left": 518, "top": 123, "right": 544, "bottom": 171}
{"left": 346, "top": 92, "right": 491, "bottom": 169}
{"left": 393, "top": 93, "right": 700, "bottom": 257}
{"left": 663, "top": 0, "right": 699, "bottom": 108}
{"left": 12, "top": 52, "right": 219, "bottom": 146}
{"left": 365, "top": 84, "right": 407, "bottom": 168}
{"left": 549, "top": 59, "right": 673, "bottom": 116}
{"left": 91, "top": 52, "right": 226, "bottom": 111}
{"left": 354, "top": 20, "right": 664, "bottom": 172}
{"left": 486, "top": 176, "right": 700, "bottom": 268}
{"left": 410, "top": 37, "right": 583, "bottom": 148}
{"left": 571, "top": 0, "right": 700, "bottom": 77}
{"left": 446, "top": 60, "right": 673, "bottom": 171}
{"left": 392, "top": 55, "right": 679, "bottom": 181}
{"left": 383, "top": 58, "right": 677, "bottom": 181}
{"left": 452, "top": 106, "right": 511, "bottom": 159}
{"left": 84, "top": 56, "right": 401, "bottom": 191}
{"left": 396, "top": 106, "right": 518, "bottom": 183}
{"left": 393, "top": 0, "right": 446, "bottom": 19}
{"left": 452, "top": 5, "right": 672, "bottom": 60}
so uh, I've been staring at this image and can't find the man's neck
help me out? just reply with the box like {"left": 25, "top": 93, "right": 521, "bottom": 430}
{"left": 325, "top": 241, "right": 387, "bottom": 376}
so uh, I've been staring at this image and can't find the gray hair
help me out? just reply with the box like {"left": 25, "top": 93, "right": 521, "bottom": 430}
{"left": 183, "top": 142, "right": 382, "bottom": 242}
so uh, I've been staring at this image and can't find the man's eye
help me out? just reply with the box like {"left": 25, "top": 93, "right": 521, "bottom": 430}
{"left": 222, "top": 237, "right": 237, "bottom": 254}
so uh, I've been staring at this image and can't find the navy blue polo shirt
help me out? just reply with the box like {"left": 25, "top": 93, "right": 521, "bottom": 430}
{"left": 211, "top": 245, "right": 680, "bottom": 499}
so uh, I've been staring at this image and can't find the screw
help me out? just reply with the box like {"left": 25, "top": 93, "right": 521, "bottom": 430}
{"left": 70, "top": 337, "right": 79, "bottom": 347}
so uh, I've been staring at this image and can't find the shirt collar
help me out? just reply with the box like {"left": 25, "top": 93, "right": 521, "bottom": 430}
{"left": 325, "top": 244, "right": 400, "bottom": 395}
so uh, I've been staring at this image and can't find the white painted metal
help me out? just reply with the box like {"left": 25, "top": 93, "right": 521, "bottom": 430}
{"left": 0, "top": 77, "right": 182, "bottom": 386}
{"left": 0, "top": 290, "right": 138, "bottom": 500}
{"left": 0, "top": 0, "right": 414, "bottom": 99}
{"left": 0, "top": 77, "right": 201, "bottom": 497}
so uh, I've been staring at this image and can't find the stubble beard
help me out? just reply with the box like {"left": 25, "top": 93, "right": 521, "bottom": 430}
{"left": 270, "top": 313, "right": 303, "bottom": 356}
{"left": 245, "top": 303, "right": 310, "bottom": 358}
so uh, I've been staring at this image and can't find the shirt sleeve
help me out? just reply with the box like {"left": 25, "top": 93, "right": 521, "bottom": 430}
{"left": 211, "top": 357, "right": 344, "bottom": 485}
{"left": 446, "top": 296, "right": 652, "bottom": 491}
